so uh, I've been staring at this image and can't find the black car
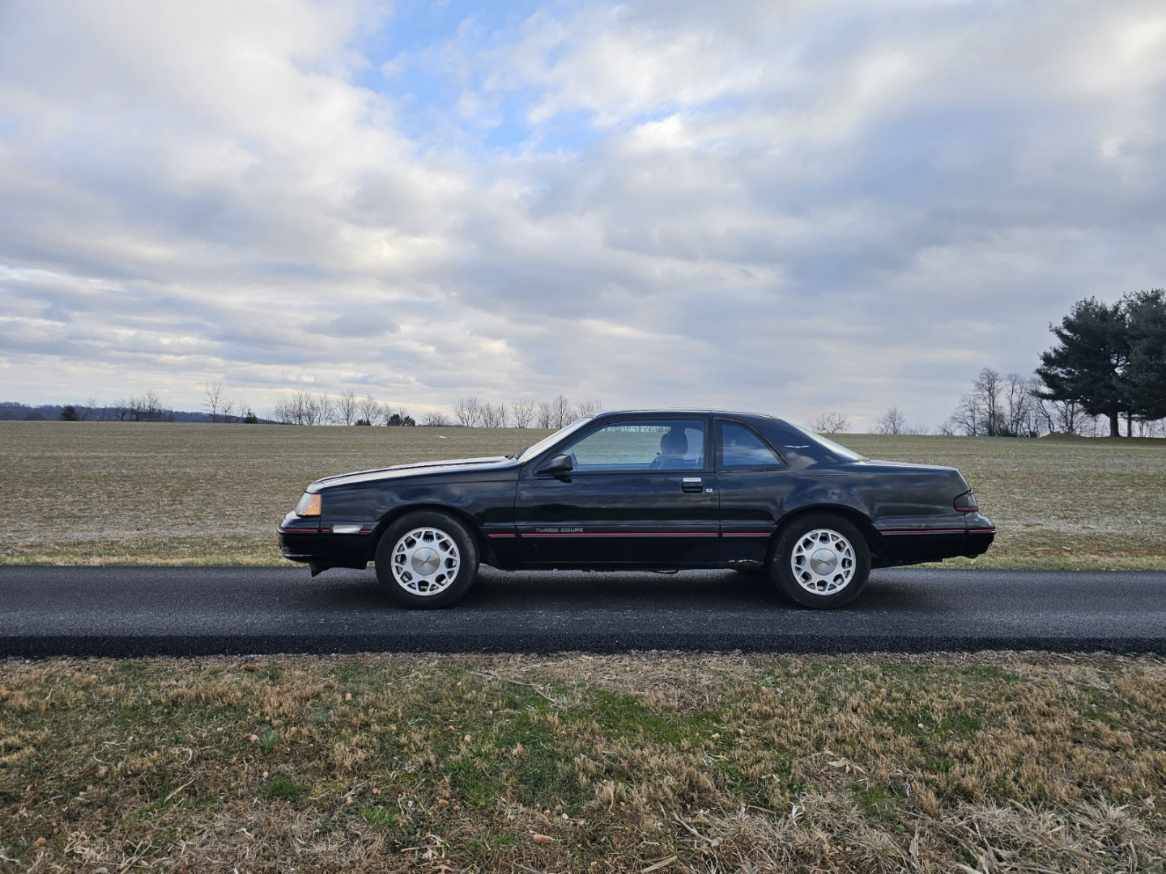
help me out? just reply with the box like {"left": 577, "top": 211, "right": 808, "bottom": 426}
{"left": 280, "top": 410, "right": 994, "bottom": 608}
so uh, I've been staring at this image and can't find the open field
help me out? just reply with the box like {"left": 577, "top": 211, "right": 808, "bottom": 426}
{"left": 1, "top": 651, "right": 1163, "bottom": 872}
{"left": 2, "top": 421, "right": 1164, "bottom": 569}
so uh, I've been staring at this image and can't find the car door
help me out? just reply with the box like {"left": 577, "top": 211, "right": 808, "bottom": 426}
{"left": 513, "top": 415, "right": 719, "bottom": 567}
{"left": 714, "top": 418, "right": 793, "bottom": 566}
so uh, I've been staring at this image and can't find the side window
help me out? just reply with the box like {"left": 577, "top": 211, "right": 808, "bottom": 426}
{"left": 719, "top": 422, "right": 783, "bottom": 469}
{"left": 563, "top": 420, "right": 706, "bottom": 472}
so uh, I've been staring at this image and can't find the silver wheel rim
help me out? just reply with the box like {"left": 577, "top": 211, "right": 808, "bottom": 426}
{"left": 790, "top": 528, "right": 856, "bottom": 596}
{"left": 390, "top": 527, "right": 460, "bottom": 596}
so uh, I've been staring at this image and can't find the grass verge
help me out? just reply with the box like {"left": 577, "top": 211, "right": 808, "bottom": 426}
{"left": 1, "top": 652, "right": 1163, "bottom": 871}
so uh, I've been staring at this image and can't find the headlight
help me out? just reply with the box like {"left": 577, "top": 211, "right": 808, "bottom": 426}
{"left": 294, "top": 492, "right": 322, "bottom": 517}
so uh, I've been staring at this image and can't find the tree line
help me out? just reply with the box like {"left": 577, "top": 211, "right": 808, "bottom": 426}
{"left": 834, "top": 290, "right": 1166, "bottom": 438}
{"left": 268, "top": 390, "right": 603, "bottom": 429}
{"left": 7, "top": 389, "right": 604, "bottom": 429}
{"left": 453, "top": 396, "right": 601, "bottom": 429}
{"left": 271, "top": 390, "right": 418, "bottom": 427}
{"left": 0, "top": 397, "right": 261, "bottom": 424}
{"left": 14, "top": 291, "right": 1163, "bottom": 437}
{"left": 940, "top": 291, "right": 1166, "bottom": 438}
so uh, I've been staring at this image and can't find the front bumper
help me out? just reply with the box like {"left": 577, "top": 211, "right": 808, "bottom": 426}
{"left": 278, "top": 513, "right": 374, "bottom": 571}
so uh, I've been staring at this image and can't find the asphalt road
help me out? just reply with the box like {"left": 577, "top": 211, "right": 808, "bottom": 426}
{"left": 1, "top": 566, "right": 1163, "bottom": 658}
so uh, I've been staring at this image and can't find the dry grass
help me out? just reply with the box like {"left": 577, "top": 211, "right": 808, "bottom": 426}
{"left": 1, "top": 651, "right": 1163, "bottom": 872}
{"left": 1, "top": 422, "right": 533, "bottom": 566}
{"left": 2, "top": 422, "right": 1164, "bottom": 569}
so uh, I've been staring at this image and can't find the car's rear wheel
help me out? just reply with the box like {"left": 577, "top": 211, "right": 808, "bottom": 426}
{"left": 375, "top": 511, "right": 478, "bottom": 608}
{"left": 771, "top": 513, "right": 870, "bottom": 608}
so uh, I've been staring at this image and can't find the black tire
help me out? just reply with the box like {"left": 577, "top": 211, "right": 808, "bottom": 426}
{"left": 770, "top": 513, "right": 871, "bottom": 608}
{"left": 375, "top": 511, "right": 479, "bottom": 608}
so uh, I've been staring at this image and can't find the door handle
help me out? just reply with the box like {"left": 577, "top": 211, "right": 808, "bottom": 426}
{"left": 681, "top": 477, "right": 703, "bottom": 493}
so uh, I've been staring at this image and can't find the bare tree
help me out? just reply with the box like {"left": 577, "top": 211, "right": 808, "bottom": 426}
{"left": 972, "top": 368, "right": 1004, "bottom": 436}
{"left": 480, "top": 402, "right": 506, "bottom": 428}
{"left": 128, "top": 391, "right": 165, "bottom": 421}
{"left": 536, "top": 401, "right": 554, "bottom": 429}
{"left": 574, "top": 399, "right": 601, "bottom": 419}
{"left": 947, "top": 393, "right": 980, "bottom": 436}
{"left": 813, "top": 412, "right": 850, "bottom": 434}
{"left": 204, "top": 382, "right": 225, "bottom": 422}
{"left": 510, "top": 400, "right": 535, "bottom": 428}
{"left": 278, "top": 391, "right": 321, "bottom": 425}
{"left": 337, "top": 390, "right": 358, "bottom": 426}
{"left": 317, "top": 393, "right": 335, "bottom": 425}
{"left": 358, "top": 395, "right": 381, "bottom": 425}
{"left": 877, "top": 406, "right": 907, "bottom": 436}
{"left": 422, "top": 411, "right": 450, "bottom": 427}
{"left": 551, "top": 395, "right": 571, "bottom": 428}
{"left": 272, "top": 398, "right": 292, "bottom": 424}
{"left": 1060, "top": 400, "right": 1083, "bottom": 435}
{"left": 455, "top": 396, "right": 482, "bottom": 427}
{"left": 294, "top": 391, "right": 313, "bottom": 425}
{"left": 1031, "top": 389, "right": 1056, "bottom": 435}
{"left": 284, "top": 393, "right": 301, "bottom": 424}
{"left": 1002, "top": 373, "right": 1033, "bottom": 436}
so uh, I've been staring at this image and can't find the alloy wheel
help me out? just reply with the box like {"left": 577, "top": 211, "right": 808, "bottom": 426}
{"left": 790, "top": 528, "right": 856, "bottom": 595}
{"left": 390, "top": 527, "right": 461, "bottom": 596}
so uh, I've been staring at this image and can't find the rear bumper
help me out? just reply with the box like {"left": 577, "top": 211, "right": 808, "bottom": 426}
{"left": 875, "top": 516, "right": 995, "bottom": 566}
{"left": 962, "top": 523, "right": 996, "bottom": 557}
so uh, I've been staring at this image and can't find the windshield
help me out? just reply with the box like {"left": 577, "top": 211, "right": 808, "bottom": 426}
{"left": 788, "top": 422, "right": 866, "bottom": 462}
{"left": 515, "top": 417, "right": 594, "bottom": 463}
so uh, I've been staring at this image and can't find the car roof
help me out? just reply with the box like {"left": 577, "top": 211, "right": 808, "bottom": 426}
{"left": 594, "top": 409, "right": 781, "bottom": 422}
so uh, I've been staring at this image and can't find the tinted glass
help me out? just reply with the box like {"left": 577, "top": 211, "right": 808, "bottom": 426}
{"left": 787, "top": 422, "right": 865, "bottom": 461}
{"left": 719, "top": 422, "right": 782, "bottom": 468}
{"left": 563, "top": 420, "right": 705, "bottom": 471}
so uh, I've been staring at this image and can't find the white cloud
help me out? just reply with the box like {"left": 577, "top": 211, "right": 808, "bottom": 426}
{"left": 2, "top": 0, "right": 1166, "bottom": 429}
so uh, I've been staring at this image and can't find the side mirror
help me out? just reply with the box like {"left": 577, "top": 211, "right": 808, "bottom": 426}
{"left": 537, "top": 453, "right": 574, "bottom": 478}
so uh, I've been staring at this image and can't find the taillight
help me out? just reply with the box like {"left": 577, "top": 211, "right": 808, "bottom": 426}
{"left": 954, "top": 490, "right": 978, "bottom": 513}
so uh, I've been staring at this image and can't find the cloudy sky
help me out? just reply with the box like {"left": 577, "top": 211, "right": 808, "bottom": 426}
{"left": 2, "top": 1, "right": 1164, "bottom": 428}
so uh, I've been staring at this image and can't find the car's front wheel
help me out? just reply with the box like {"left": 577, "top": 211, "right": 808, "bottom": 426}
{"left": 375, "top": 511, "right": 479, "bottom": 608}
{"left": 771, "top": 513, "right": 870, "bottom": 608}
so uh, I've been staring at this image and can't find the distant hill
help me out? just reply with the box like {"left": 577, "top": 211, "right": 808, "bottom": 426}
{"left": 0, "top": 402, "right": 275, "bottom": 424}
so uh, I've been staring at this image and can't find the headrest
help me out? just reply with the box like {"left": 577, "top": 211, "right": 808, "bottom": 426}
{"left": 660, "top": 427, "right": 688, "bottom": 456}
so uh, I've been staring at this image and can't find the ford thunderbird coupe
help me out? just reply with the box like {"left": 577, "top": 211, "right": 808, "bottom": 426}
{"left": 279, "top": 410, "right": 994, "bottom": 608}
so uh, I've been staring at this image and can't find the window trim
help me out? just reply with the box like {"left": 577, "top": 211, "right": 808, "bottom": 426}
{"left": 714, "top": 418, "right": 788, "bottom": 472}
{"left": 523, "top": 414, "right": 713, "bottom": 477}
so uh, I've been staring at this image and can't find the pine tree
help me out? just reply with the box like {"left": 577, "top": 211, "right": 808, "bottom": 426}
{"left": 1036, "top": 298, "right": 1130, "bottom": 437}
{"left": 1124, "top": 289, "right": 1166, "bottom": 424}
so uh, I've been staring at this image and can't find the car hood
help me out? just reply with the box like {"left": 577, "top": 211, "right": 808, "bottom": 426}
{"left": 309, "top": 455, "right": 517, "bottom": 491}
